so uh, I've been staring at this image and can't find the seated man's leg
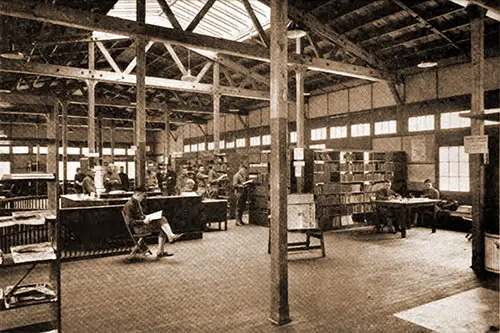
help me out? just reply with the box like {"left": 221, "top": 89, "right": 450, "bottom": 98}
{"left": 159, "top": 217, "right": 183, "bottom": 243}
{"left": 377, "top": 207, "right": 395, "bottom": 233}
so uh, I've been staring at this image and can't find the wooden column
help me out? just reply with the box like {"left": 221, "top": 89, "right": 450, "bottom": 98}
{"left": 97, "top": 117, "right": 103, "bottom": 161}
{"left": 295, "top": 38, "right": 305, "bottom": 148}
{"left": 35, "top": 124, "right": 40, "bottom": 171}
{"left": 164, "top": 111, "right": 170, "bottom": 163}
{"left": 468, "top": 5, "right": 486, "bottom": 272}
{"left": 269, "top": 0, "right": 290, "bottom": 325}
{"left": 61, "top": 102, "right": 68, "bottom": 194}
{"left": 47, "top": 102, "right": 59, "bottom": 211}
{"left": 87, "top": 41, "right": 96, "bottom": 154}
{"left": 110, "top": 126, "right": 115, "bottom": 162}
{"left": 135, "top": 0, "right": 147, "bottom": 187}
{"left": 213, "top": 61, "right": 221, "bottom": 154}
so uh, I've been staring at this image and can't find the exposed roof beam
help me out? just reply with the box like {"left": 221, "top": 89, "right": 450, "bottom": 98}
{"left": 0, "top": 0, "right": 390, "bottom": 81}
{"left": 0, "top": 58, "right": 270, "bottom": 100}
{"left": 185, "top": 0, "right": 216, "bottom": 32}
{"left": 241, "top": 0, "right": 270, "bottom": 48}
{"left": 164, "top": 43, "right": 188, "bottom": 76}
{"left": 392, "top": 0, "right": 460, "bottom": 50}
{"left": 95, "top": 41, "right": 123, "bottom": 74}
{"left": 156, "top": 0, "right": 183, "bottom": 31}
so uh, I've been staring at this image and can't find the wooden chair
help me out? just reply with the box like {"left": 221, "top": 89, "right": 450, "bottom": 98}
{"left": 121, "top": 211, "right": 153, "bottom": 260}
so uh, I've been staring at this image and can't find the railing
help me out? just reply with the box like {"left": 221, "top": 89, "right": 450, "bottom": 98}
{"left": 0, "top": 224, "right": 49, "bottom": 253}
{"left": 0, "top": 196, "right": 49, "bottom": 212}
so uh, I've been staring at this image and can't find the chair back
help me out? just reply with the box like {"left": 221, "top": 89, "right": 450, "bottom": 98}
{"left": 121, "top": 210, "right": 137, "bottom": 240}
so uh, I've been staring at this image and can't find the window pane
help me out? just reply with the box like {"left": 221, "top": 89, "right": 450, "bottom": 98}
{"left": 236, "top": 138, "right": 246, "bottom": 147}
{"left": 12, "top": 146, "right": 29, "bottom": 154}
{"left": 102, "top": 148, "right": 112, "bottom": 156}
{"left": 114, "top": 148, "right": 126, "bottom": 156}
{"left": 198, "top": 142, "right": 206, "bottom": 151}
{"left": 0, "top": 146, "right": 8, "bottom": 154}
{"left": 67, "top": 147, "right": 80, "bottom": 155}
{"left": 440, "top": 177, "right": 449, "bottom": 191}
{"left": 0, "top": 161, "right": 10, "bottom": 176}
{"left": 459, "top": 147, "right": 468, "bottom": 161}
{"left": 459, "top": 177, "right": 470, "bottom": 192}
{"left": 219, "top": 140, "right": 225, "bottom": 149}
{"left": 127, "top": 161, "right": 135, "bottom": 179}
{"left": 449, "top": 162, "right": 459, "bottom": 176}
{"left": 459, "top": 162, "right": 469, "bottom": 177}
{"left": 449, "top": 147, "right": 459, "bottom": 161}
{"left": 439, "top": 162, "right": 449, "bottom": 176}
{"left": 290, "top": 132, "right": 297, "bottom": 143}
{"left": 58, "top": 147, "right": 65, "bottom": 155}
{"left": 439, "top": 147, "right": 449, "bottom": 161}
{"left": 208, "top": 142, "right": 214, "bottom": 150}
{"left": 82, "top": 147, "right": 89, "bottom": 155}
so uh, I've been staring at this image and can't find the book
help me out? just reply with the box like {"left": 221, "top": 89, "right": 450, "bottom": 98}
{"left": 242, "top": 179, "right": 254, "bottom": 186}
{"left": 145, "top": 210, "right": 163, "bottom": 221}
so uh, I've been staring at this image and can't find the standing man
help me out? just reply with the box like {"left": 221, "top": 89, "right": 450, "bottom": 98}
{"left": 206, "top": 163, "right": 222, "bottom": 199}
{"left": 118, "top": 166, "right": 130, "bottom": 191}
{"left": 233, "top": 164, "right": 252, "bottom": 226}
{"left": 164, "top": 164, "right": 177, "bottom": 196}
{"left": 74, "top": 168, "right": 85, "bottom": 194}
{"left": 196, "top": 166, "right": 209, "bottom": 198}
{"left": 82, "top": 169, "right": 96, "bottom": 195}
{"left": 122, "top": 186, "right": 183, "bottom": 258}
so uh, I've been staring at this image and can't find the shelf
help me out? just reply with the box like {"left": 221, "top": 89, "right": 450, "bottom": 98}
{"left": 0, "top": 298, "right": 58, "bottom": 312}
{"left": 1, "top": 254, "right": 57, "bottom": 267}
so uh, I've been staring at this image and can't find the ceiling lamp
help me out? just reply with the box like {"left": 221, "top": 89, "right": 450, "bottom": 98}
{"left": 0, "top": 41, "right": 25, "bottom": 60}
{"left": 181, "top": 49, "right": 196, "bottom": 82}
{"left": 286, "top": 21, "right": 306, "bottom": 39}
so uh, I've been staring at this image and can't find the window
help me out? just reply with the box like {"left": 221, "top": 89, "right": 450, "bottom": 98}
{"left": 262, "top": 135, "right": 271, "bottom": 146}
{"left": 219, "top": 140, "right": 225, "bottom": 149}
{"left": 485, "top": 108, "right": 499, "bottom": 126}
{"left": 102, "top": 148, "right": 112, "bottom": 155}
{"left": 439, "top": 146, "right": 469, "bottom": 192}
{"left": 198, "top": 142, "right": 206, "bottom": 151}
{"left": 226, "top": 141, "right": 235, "bottom": 149}
{"left": 236, "top": 138, "right": 246, "bottom": 148}
{"left": 58, "top": 147, "right": 65, "bottom": 155}
{"left": 310, "top": 144, "right": 326, "bottom": 150}
{"left": 330, "top": 126, "right": 347, "bottom": 139}
{"left": 184, "top": 145, "right": 190, "bottom": 153}
{"left": 114, "top": 148, "right": 126, "bottom": 156}
{"left": 67, "top": 147, "right": 81, "bottom": 155}
{"left": 0, "top": 161, "right": 10, "bottom": 176}
{"left": 311, "top": 127, "right": 327, "bottom": 141}
{"left": 190, "top": 144, "right": 198, "bottom": 152}
{"left": 59, "top": 161, "right": 81, "bottom": 181}
{"left": 290, "top": 132, "right": 297, "bottom": 143}
{"left": 351, "top": 123, "right": 370, "bottom": 137}
{"left": 440, "top": 111, "right": 470, "bottom": 129}
{"left": 12, "top": 146, "right": 29, "bottom": 154}
{"left": 127, "top": 161, "right": 135, "bottom": 179}
{"left": 127, "top": 148, "right": 135, "bottom": 156}
{"left": 374, "top": 120, "right": 397, "bottom": 135}
{"left": 408, "top": 115, "right": 434, "bottom": 132}
{"left": 114, "top": 161, "right": 127, "bottom": 174}
{"left": 250, "top": 136, "right": 261, "bottom": 146}
{"left": 33, "top": 146, "right": 47, "bottom": 154}
{"left": 208, "top": 142, "right": 214, "bottom": 150}
{"left": 0, "top": 146, "right": 8, "bottom": 154}
{"left": 82, "top": 147, "right": 89, "bottom": 155}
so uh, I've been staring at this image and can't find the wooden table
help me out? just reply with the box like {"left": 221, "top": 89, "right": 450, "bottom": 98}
{"left": 372, "top": 198, "right": 441, "bottom": 238}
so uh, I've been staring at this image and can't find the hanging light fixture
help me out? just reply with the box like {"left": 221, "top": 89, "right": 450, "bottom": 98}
{"left": 286, "top": 21, "right": 306, "bottom": 39}
{"left": 417, "top": 60, "right": 438, "bottom": 68}
{"left": 181, "top": 49, "right": 196, "bottom": 82}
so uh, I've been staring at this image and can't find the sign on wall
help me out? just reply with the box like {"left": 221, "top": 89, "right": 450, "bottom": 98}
{"left": 464, "top": 135, "right": 488, "bottom": 154}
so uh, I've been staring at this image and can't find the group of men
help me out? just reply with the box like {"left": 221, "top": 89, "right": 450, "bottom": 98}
{"left": 74, "top": 165, "right": 130, "bottom": 195}
{"left": 375, "top": 178, "right": 440, "bottom": 233}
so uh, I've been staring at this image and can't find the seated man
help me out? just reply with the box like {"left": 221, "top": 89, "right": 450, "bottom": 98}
{"left": 375, "top": 180, "right": 402, "bottom": 233}
{"left": 122, "top": 186, "right": 183, "bottom": 258}
{"left": 412, "top": 179, "right": 440, "bottom": 231}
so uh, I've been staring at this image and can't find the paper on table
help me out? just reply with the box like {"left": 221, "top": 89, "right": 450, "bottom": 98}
{"left": 145, "top": 210, "right": 163, "bottom": 221}
{"left": 10, "top": 242, "right": 56, "bottom": 263}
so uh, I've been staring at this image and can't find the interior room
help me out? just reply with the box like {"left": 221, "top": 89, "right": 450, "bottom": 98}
{"left": 0, "top": 0, "right": 498, "bottom": 332}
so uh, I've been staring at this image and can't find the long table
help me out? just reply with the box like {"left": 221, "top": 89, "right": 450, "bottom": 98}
{"left": 372, "top": 198, "right": 441, "bottom": 238}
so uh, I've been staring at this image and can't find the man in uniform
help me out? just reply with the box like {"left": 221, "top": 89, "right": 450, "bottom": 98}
{"left": 233, "top": 164, "right": 252, "bottom": 226}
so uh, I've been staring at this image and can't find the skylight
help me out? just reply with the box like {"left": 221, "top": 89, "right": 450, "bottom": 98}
{"left": 93, "top": 0, "right": 270, "bottom": 42}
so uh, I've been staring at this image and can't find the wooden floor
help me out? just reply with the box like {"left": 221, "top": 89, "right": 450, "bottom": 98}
{"left": 1, "top": 221, "right": 497, "bottom": 332}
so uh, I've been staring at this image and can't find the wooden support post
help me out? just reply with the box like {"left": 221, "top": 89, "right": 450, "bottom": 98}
{"left": 135, "top": 0, "right": 147, "bottom": 187}
{"left": 295, "top": 37, "right": 306, "bottom": 194}
{"left": 35, "top": 125, "right": 40, "bottom": 171}
{"left": 164, "top": 111, "right": 170, "bottom": 163}
{"left": 47, "top": 102, "right": 59, "bottom": 211}
{"left": 87, "top": 41, "right": 96, "bottom": 155}
{"left": 213, "top": 61, "right": 221, "bottom": 154}
{"left": 468, "top": 5, "right": 486, "bottom": 272}
{"left": 61, "top": 102, "right": 68, "bottom": 194}
{"left": 110, "top": 125, "right": 115, "bottom": 162}
{"left": 97, "top": 117, "right": 103, "bottom": 162}
{"left": 269, "top": 0, "right": 290, "bottom": 326}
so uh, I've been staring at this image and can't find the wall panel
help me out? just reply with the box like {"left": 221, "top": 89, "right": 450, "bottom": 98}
{"left": 309, "top": 94, "right": 328, "bottom": 118}
{"left": 349, "top": 85, "right": 371, "bottom": 112}
{"left": 438, "top": 64, "right": 472, "bottom": 98}
{"left": 249, "top": 109, "right": 261, "bottom": 128}
{"left": 406, "top": 71, "right": 437, "bottom": 103}
{"left": 373, "top": 82, "right": 397, "bottom": 109}
{"left": 328, "top": 90, "right": 348, "bottom": 115}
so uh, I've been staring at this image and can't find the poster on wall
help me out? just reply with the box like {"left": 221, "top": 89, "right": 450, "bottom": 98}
{"left": 410, "top": 136, "right": 427, "bottom": 162}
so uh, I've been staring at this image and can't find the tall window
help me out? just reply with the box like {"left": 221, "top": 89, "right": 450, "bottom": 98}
{"left": 219, "top": 140, "right": 225, "bottom": 149}
{"left": 440, "top": 111, "right": 470, "bottom": 129}
{"left": 236, "top": 138, "right": 246, "bottom": 148}
{"left": 351, "top": 123, "right": 370, "bottom": 137}
{"left": 262, "top": 135, "right": 271, "bottom": 146}
{"left": 184, "top": 145, "right": 190, "bottom": 153}
{"left": 311, "top": 127, "right": 327, "bottom": 141}
{"left": 439, "top": 146, "right": 469, "bottom": 192}
{"left": 0, "top": 161, "right": 10, "bottom": 176}
{"left": 330, "top": 126, "right": 347, "bottom": 139}
{"left": 127, "top": 148, "right": 135, "bottom": 156}
{"left": 250, "top": 136, "right": 261, "bottom": 146}
{"left": 290, "top": 131, "right": 297, "bottom": 143}
{"left": 208, "top": 142, "right": 214, "bottom": 150}
{"left": 127, "top": 161, "right": 135, "bottom": 179}
{"left": 190, "top": 144, "right": 198, "bottom": 152}
{"left": 198, "top": 142, "right": 206, "bottom": 151}
{"left": 408, "top": 115, "right": 434, "bottom": 132}
{"left": 374, "top": 120, "right": 397, "bottom": 135}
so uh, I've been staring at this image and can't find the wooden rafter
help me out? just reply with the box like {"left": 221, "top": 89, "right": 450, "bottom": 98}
{"left": 195, "top": 61, "right": 213, "bottom": 83}
{"left": 241, "top": 0, "right": 270, "bottom": 48}
{"left": 156, "top": 0, "right": 183, "bottom": 31}
{"left": 185, "top": 0, "right": 216, "bottom": 32}
{"left": 95, "top": 42, "right": 123, "bottom": 74}
{"left": 164, "top": 43, "right": 188, "bottom": 75}
{"left": 123, "top": 41, "right": 154, "bottom": 75}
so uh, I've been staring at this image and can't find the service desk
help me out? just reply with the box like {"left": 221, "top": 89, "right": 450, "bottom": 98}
{"left": 372, "top": 198, "right": 440, "bottom": 238}
{"left": 59, "top": 194, "right": 203, "bottom": 258}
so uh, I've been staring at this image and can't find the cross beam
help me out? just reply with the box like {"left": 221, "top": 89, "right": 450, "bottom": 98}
{"left": 0, "top": 0, "right": 391, "bottom": 81}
